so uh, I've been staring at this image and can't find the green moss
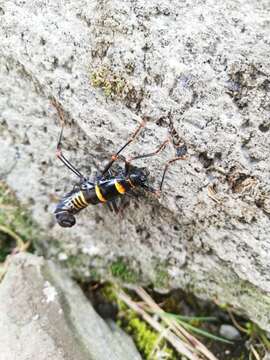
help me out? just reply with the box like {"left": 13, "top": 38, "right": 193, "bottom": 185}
{"left": 0, "top": 181, "right": 40, "bottom": 260}
{"left": 110, "top": 258, "right": 139, "bottom": 283}
{"left": 154, "top": 263, "right": 170, "bottom": 289}
{"left": 100, "top": 284, "right": 177, "bottom": 359}
{"left": 90, "top": 67, "right": 132, "bottom": 99}
{"left": 123, "top": 315, "right": 177, "bottom": 360}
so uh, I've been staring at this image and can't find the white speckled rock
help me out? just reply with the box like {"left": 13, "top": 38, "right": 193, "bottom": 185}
{"left": 0, "top": 253, "right": 141, "bottom": 360}
{"left": 1, "top": 0, "right": 270, "bottom": 331}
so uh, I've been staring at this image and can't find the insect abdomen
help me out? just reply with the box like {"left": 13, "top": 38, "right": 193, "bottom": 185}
{"left": 71, "top": 190, "right": 89, "bottom": 210}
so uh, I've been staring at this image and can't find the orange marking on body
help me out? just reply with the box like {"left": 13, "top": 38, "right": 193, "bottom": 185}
{"left": 115, "top": 180, "right": 126, "bottom": 194}
{"left": 95, "top": 185, "right": 106, "bottom": 202}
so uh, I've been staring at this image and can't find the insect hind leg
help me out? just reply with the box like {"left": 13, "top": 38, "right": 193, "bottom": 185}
{"left": 56, "top": 127, "right": 86, "bottom": 179}
{"left": 159, "top": 153, "right": 187, "bottom": 191}
{"left": 52, "top": 98, "right": 86, "bottom": 180}
{"left": 100, "top": 118, "right": 146, "bottom": 177}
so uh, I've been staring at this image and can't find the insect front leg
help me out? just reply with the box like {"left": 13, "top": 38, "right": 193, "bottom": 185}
{"left": 100, "top": 118, "right": 146, "bottom": 177}
{"left": 126, "top": 139, "right": 169, "bottom": 163}
{"left": 124, "top": 139, "right": 170, "bottom": 197}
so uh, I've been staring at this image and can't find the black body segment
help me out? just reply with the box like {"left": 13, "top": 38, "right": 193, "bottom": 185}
{"left": 54, "top": 176, "right": 137, "bottom": 226}
{"left": 96, "top": 178, "right": 130, "bottom": 201}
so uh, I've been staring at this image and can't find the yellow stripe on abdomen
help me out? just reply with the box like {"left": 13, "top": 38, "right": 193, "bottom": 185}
{"left": 72, "top": 197, "right": 83, "bottom": 209}
{"left": 115, "top": 180, "right": 126, "bottom": 194}
{"left": 72, "top": 191, "right": 88, "bottom": 209}
{"left": 79, "top": 191, "right": 88, "bottom": 206}
{"left": 95, "top": 185, "right": 106, "bottom": 202}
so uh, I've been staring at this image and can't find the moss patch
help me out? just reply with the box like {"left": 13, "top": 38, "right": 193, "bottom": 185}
{"left": 110, "top": 258, "right": 139, "bottom": 283}
{"left": 91, "top": 67, "right": 127, "bottom": 98}
{"left": 154, "top": 262, "right": 170, "bottom": 289}
{"left": 90, "top": 66, "right": 142, "bottom": 106}
{"left": 121, "top": 314, "right": 177, "bottom": 360}
{"left": 96, "top": 284, "right": 270, "bottom": 360}
{"left": 98, "top": 284, "right": 178, "bottom": 360}
{"left": 0, "top": 181, "right": 40, "bottom": 260}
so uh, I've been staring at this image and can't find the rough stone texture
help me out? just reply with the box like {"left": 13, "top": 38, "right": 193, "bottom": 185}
{"left": 0, "top": 253, "right": 142, "bottom": 360}
{"left": 1, "top": 0, "right": 270, "bottom": 330}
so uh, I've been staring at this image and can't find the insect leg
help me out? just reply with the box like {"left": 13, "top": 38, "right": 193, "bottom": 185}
{"left": 52, "top": 97, "right": 86, "bottom": 180}
{"left": 117, "top": 198, "right": 130, "bottom": 218}
{"left": 106, "top": 202, "right": 114, "bottom": 212}
{"left": 127, "top": 139, "right": 169, "bottom": 162}
{"left": 56, "top": 127, "right": 86, "bottom": 180}
{"left": 159, "top": 156, "right": 186, "bottom": 191}
{"left": 100, "top": 118, "right": 146, "bottom": 177}
{"left": 117, "top": 140, "right": 169, "bottom": 177}
{"left": 106, "top": 199, "right": 120, "bottom": 213}
{"left": 126, "top": 188, "right": 139, "bottom": 198}
{"left": 134, "top": 183, "right": 160, "bottom": 199}
{"left": 140, "top": 153, "right": 187, "bottom": 196}
{"left": 111, "top": 199, "right": 120, "bottom": 213}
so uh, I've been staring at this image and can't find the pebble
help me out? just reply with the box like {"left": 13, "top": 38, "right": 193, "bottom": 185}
{"left": 219, "top": 324, "right": 241, "bottom": 341}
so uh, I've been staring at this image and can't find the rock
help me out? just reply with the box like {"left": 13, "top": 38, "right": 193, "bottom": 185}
{"left": 1, "top": 0, "right": 270, "bottom": 331}
{"left": 219, "top": 324, "right": 241, "bottom": 341}
{"left": 0, "top": 253, "right": 141, "bottom": 360}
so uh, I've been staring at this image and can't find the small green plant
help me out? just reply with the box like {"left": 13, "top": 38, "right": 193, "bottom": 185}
{"left": 110, "top": 258, "right": 139, "bottom": 283}
{"left": 245, "top": 322, "right": 270, "bottom": 349}
{"left": 164, "top": 313, "right": 233, "bottom": 344}
{"left": 96, "top": 283, "right": 270, "bottom": 360}
{"left": 115, "top": 286, "right": 221, "bottom": 360}
{"left": 235, "top": 319, "right": 270, "bottom": 359}
{"left": 225, "top": 308, "right": 270, "bottom": 359}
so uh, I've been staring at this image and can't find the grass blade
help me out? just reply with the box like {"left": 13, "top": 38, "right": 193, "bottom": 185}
{"left": 164, "top": 313, "right": 217, "bottom": 323}
{"left": 177, "top": 320, "right": 233, "bottom": 344}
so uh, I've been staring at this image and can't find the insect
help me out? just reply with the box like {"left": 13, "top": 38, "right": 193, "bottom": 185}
{"left": 52, "top": 100, "right": 187, "bottom": 227}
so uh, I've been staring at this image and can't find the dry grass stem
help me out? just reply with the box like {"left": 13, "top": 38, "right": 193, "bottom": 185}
{"left": 0, "top": 225, "right": 31, "bottom": 281}
{"left": 0, "top": 225, "right": 30, "bottom": 252}
{"left": 135, "top": 287, "right": 218, "bottom": 360}
{"left": 118, "top": 289, "right": 202, "bottom": 360}
{"left": 207, "top": 185, "right": 221, "bottom": 204}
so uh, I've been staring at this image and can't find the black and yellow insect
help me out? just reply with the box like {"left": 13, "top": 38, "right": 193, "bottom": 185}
{"left": 52, "top": 101, "right": 187, "bottom": 227}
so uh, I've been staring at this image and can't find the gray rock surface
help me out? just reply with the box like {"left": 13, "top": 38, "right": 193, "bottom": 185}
{"left": 1, "top": 0, "right": 270, "bottom": 330}
{"left": 0, "top": 253, "right": 142, "bottom": 360}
